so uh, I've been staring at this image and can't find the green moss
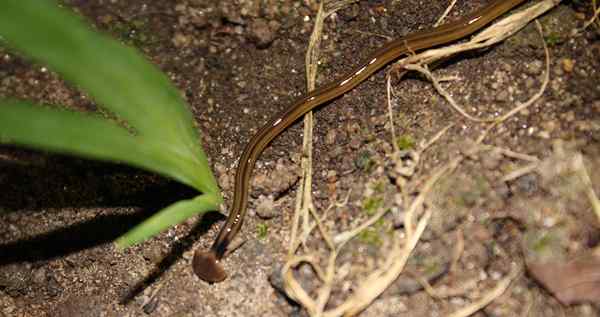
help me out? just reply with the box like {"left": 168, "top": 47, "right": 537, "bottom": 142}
{"left": 357, "top": 227, "right": 382, "bottom": 246}
{"left": 531, "top": 232, "right": 554, "bottom": 252}
{"left": 372, "top": 180, "right": 386, "bottom": 193}
{"left": 355, "top": 151, "right": 375, "bottom": 172}
{"left": 362, "top": 196, "right": 382, "bottom": 215}
{"left": 256, "top": 223, "right": 268, "bottom": 239}
{"left": 395, "top": 135, "right": 416, "bottom": 150}
{"left": 423, "top": 260, "right": 442, "bottom": 276}
{"left": 544, "top": 33, "right": 563, "bottom": 46}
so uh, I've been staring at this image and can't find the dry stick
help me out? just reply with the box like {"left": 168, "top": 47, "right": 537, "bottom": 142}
{"left": 419, "top": 123, "right": 455, "bottom": 151}
{"left": 474, "top": 16, "right": 552, "bottom": 146}
{"left": 447, "top": 266, "right": 522, "bottom": 317}
{"left": 386, "top": 75, "right": 399, "bottom": 152}
{"left": 333, "top": 208, "right": 391, "bottom": 245}
{"left": 313, "top": 5, "right": 363, "bottom": 316}
{"left": 336, "top": 3, "right": 556, "bottom": 316}
{"left": 573, "top": 153, "right": 600, "bottom": 223}
{"left": 404, "top": 64, "right": 494, "bottom": 122}
{"left": 316, "top": 249, "right": 338, "bottom": 315}
{"left": 391, "top": 9, "right": 553, "bottom": 317}
{"left": 417, "top": 274, "right": 480, "bottom": 299}
{"left": 397, "top": 0, "right": 560, "bottom": 123}
{"left": 579, "top": 0, "right": 600, "bottom": 32}
{"left": 282, "top": 255, "right": 321, "bottom": 315}
{"left": 326, "top": 209, "right": 434, "bottom": 317}
{"left": 396, "top": 0, "right": 561, "bottom": 69}
{"left": 386, "top": 0, "right": 457, "bottom": 154}
{"left": 284, "top": 2, "right": 327, "bottom": 312}
{"left": 482, "top": 144, "right": 540, "bottom": 162}
{"left": 501, "top": 162, "right": 539, "bottom": 182}
{"left": 285, "top": 1, "right": 359, "bottom": 316}
{"left": 494, "top": 19, "right": 549, "bottom": 183}
{"left": 450, "top": 228, "right": 465, "bottom": 273}
{"left": 429, "top": 21, "right": 551, "bottom": 317}
{"left": 284, "top": 0, "right": 326, "bottom": 311}
{"left": 326, "top": 159, "right": 457, "bottom": 317}
{"left": 294, "top": 0, "right": 360, "bottom": 252}
{"left": 296, "top": 192, "right": 351, "bottom": 252}
{"left": 435, "top": 0, "right": 458, "bottom": 27}
{"left": 288, "top": 1, "right": 558, "bottom": 316}
{"left": 328, "top": 5, "right": 556, "bottom": 316}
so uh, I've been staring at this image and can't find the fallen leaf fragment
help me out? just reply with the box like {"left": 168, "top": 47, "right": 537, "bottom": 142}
{"left": 527, "top": 250, "right": 600, "bottom": 305}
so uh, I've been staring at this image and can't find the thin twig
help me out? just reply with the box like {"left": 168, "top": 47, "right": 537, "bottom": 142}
{"left": 435, "top": 0, "right": 458, "bottom": 27}
{"left": 419, "top": 123, "right": 455, "bottom": 151}
{"left": 447, "top": 266, "right": 521, "bottom": 317}
{"left": 333, "top": 208, "right": 390, "bottom": 246}
{"left": 578, "top": 0, "right": 600, "bottom": 32}
{"left": 403, "top": 64, "right": 494, "bottom": 122}
{"left": 573, "top": 153, "right": 600, "bottom": 223}
{"left": 386, "top": 75, "right": 399, "bottom": 152}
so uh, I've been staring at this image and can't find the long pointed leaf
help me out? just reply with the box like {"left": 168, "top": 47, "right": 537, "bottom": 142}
{"left": 0, "top": 1, "right": 220, "bottom": 195}
{"left": 0, "top": 1, "right": 202, "bottom": 167}
{"left": 115, "top": 193, "right": 221, "bottom": 248}
{"left": 0, "top": 100, "right": 201, "bottom": 190}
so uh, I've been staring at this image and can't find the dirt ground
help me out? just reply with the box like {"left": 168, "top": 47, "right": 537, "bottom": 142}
{"left": 1, "top": 0, "right": 599, "bottom": 316}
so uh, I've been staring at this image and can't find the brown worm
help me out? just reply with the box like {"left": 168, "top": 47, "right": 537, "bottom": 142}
{"left": 193, "top": 0, "right": 527, "bottom": 283}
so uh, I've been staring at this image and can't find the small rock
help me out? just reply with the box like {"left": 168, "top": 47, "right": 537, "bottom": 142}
{"left": 495, "top": 90, "right": 509, "bottom": 102}
{"left": 32, "top": 267, "right": 47, "bottom": 285}
{"left": 326, "top": 170, "right": 337, "bottom": 183}
{"left": 218, "top": 171, "right": 232, "bottom": 191}
{"left": 172, "top": 32, "right": 192, "bottom": 48}
{"left": 188, "top": 8, "right": 210, "bottom": 28}
{"left": 524, "top": 77, "right": 536, "bottom": 89}
{"left": 512, "top": 173, "right": 538, "bottom": 195}
{"left": 46, "top": 276, "right": 62, "bottom": 297}
{"left": 392, "top": 150, "right": 419, "bottom": 178}
{"left": 247, "top": 18, "right": 280, "bottom": 48}
{"left": 494, "top": 182, "right": 512, "bottom": 200}
{"left": 526, "top": 60, "right": 543, "bottom": 75}
{"left": 562, "top": 110, "right": 576, "bottom": 122}
{"left": 481, "top": 148, "right": 502, "bottom": 170}
{"left": 252, "top": 161, "right": 299, "bottom": 197}
{"left": 220, "top": 1, "right": 244, "bottom": 24}
{"left": 142, "top": 247, "right": 163, "bottom": 264}
{"left": 240, "top": 0, "right": 260, "bottom": 18}
{"left": 255, "top": 195, "right": 278, "bottom": 219}
{"left": 0, "top": 263, "right": 32, "bottom": 296}
{"left": 338, "top": 3, "right": 360, "bottom": 21}
{"left": 541, "top": 120, "right": 558, "bottom": 133}
{"left": 268, "top": 264, "right": 286, "bottom": 294}
{"left": 142, "top": 296, "right": 160, "bottom": 314}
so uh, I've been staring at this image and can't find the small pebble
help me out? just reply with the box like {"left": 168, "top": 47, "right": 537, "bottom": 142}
{"left": 255, "top": 195, "right": 278, "bottom": 219}
{"left": 142, "top": 247, "right": 163, "bottom": 264}
{"left": 526, "top": 60, "right": 543, "bottom": 75}
{"left": 247, "top": 18, "right": 280, "bottom": 48}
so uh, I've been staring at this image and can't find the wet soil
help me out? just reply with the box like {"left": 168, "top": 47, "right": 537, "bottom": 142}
{"left": 1, "top": 0, "right": 599, "bottom": 316}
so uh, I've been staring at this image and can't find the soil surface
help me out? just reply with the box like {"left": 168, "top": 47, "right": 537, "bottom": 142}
{"left": 1, "top": 0, "right": 599, "bottom": 316}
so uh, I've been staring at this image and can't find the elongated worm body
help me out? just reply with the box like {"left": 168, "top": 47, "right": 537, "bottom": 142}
{"left": 193, "top": 0, "right": 527, "bottom": 283}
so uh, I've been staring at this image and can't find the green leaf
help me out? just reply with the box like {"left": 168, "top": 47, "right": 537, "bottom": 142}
{"left": 0, "top": 1, "right": 219, "bottom": 195}
{"left": 115, "top": 193, "right": 221, "bottom": 248}
{"left": 0, "top": 1, "right": 192, "bottom": 147}
{"left": 0, "top": 1, "right": 224, "bottom": 246}
{"left": 0, "top": 100, "right": 196, "bottom": 189}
